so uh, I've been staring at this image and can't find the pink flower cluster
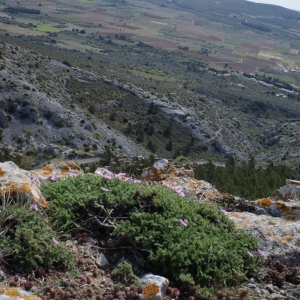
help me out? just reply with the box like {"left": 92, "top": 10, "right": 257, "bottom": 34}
{"left": 247, "top": 249, "right": 264, "bottom": 257}
{"left": 165, "top": 184, "right": 185, "bottom": 197}
{"left": 50, "top": 174, "right": 60, "bottom": 182}
{"left": 101, "top": 170, "right": 142, "bottom": 184}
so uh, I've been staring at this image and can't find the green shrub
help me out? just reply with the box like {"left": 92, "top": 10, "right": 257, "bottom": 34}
{"left": 0, "top": 204, "right": 74, "bottom": 269}
{"left": 112, "top": 262, "right": 141, "bottom": 286}
{"left": 113, "top": 187, "right": 262, "bottom": 291}
{"left": 42, "top": 174, "right": 262, "bottom": 296}
{"left": 41, "top": 174, "right": 138, "bottom": 230}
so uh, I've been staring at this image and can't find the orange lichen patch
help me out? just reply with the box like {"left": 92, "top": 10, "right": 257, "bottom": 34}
{"left": 265, "top": 230, "right": 275, "bottom": 238}
{"left": 259, "top": 198, "right": 273, "bottom": 206}
{"left": 284, "top": 236, "right": 293, "bottom": 243}
{"left": 61, "top": 165, "right": 70, "bottom": 173}
{"left": 196, "top": 181, "right": 202, "bottom": 186}
{"left": 268, "top": 221, "right": 276, "bottom": 225}
{"left": 142, "top": 283, "right": 160, "bottom": 298}
{"left": 23, "top": 295, "right": 41, "bottom": 300}
{"left": 184, "top": 169, "right": 194, "bottom": 178}
{"left": 37, "top": 197, "right": 50, "bottom": 208}
{"left": 67, "top": 161, "right": 82, "bottom": 171}
{"left": 5, "top": 287, "right": 21, "bottom": 297}
{"left": 42, "top": 165, "right": 54, "bottom": 175}
{"left": 205, "top": 193, "right": 218, "bottom": 198}
{"left": 0, "top": 167, "right": 5, "bottom": 177}
{"left": 275, "top": 236, "right": 282, "bottom": 244}
{"left": 143, "top": 168, "right": 166, "bottom": 181}
{"left": 0, "top": 182, "right": 50, "bottom": 208}
{"left": 0, "top": 286, "right": 5, "bottom": 293}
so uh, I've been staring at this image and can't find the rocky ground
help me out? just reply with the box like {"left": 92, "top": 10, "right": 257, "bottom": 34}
{"left": 1, "top": 159, "right": 300, "bottom": 299}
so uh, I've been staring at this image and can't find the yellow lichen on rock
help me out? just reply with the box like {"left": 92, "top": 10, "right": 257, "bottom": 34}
{"left": 5, "top": 288, "right": 21, "bottom": 297}
{"left": 258, "top": 198, "right": 273, "bottom": 206}
{"left": 142, "top": 283, "right": 160, "bottom": 298}
{"left": 284, "top": 236, "right": 293, "bottom": 243}
{"left": 0, "top": 286, "right": 41, "bottom": 299}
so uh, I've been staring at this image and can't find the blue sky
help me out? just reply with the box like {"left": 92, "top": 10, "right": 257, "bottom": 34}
{"left": 247, "top": 0, "right": 300, "bottom": 11}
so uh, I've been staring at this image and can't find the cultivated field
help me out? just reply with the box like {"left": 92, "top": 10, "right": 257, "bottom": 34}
{"left": 2, "top": 0, "right": 300, "bottom": 75}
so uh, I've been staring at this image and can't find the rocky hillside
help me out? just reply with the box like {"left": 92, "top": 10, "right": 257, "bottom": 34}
{"left": 1, "top": 38, "right": 300, "bottom": 168}
{"left": 0, "top": 41, "right": 148, "bottom": 168}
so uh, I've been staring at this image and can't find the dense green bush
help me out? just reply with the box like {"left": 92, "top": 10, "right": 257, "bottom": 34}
{"left": 42, "top": 174, "right": 262, "bottom": 296}
{"left": 113, "top": 187, "right": 262, "bottom": 295}
{"left": 0, "top": 204, "right": 74, "bottom": 269}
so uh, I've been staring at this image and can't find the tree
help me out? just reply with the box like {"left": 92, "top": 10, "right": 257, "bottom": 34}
{"left": 126, "top": 122, "right": 132, "bottom": 134}
{"left": 165, "top": 140, "right": 172, "bottom": 151}
{"left": 164, "top": 119, "right": 173, "bottom": 137}
{"left": 225, "top": 156, "right": 235, "bottom": 175}
{"left": 147, "top": 140, "right": 157, "bottom": 153}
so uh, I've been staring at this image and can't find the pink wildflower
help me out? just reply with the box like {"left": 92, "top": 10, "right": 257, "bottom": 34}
{"left": 33, "top": 203, "right": 39, "bottom": 211}
{"left": 50, "top": 174, "right": 60, "bottom": 182}
{"left": 69, "top": 172, "right": 78, "bottom": 177}
{"left": 247, "top": 251, "right": 254, "bottom": 257}
{"left": 52, "top": 237, "right": 59, "bottom": 245}
{"left": 32, "top": 175, "right": 40, "bottom": 182}
{"left": 101, "top": 187, "right": 109, "bottom": 192}
{"left": 104, "top": 175, "right": 112, "bottom": 179}
{"left": 257, "top": 249, "right": 264, "bottom": 256}
{"left": 179, "top": 219, "right": 188, "bottom": 226}
{"left": 220, "top": 209, "right": 228, "bottom": 215}
{"left": 133, "top": 179, "right": 142, "bottom": 184}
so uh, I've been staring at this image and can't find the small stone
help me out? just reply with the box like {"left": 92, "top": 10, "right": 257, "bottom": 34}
{"left": 255, "top": 207, "right": 267, "bottom": 215}
{"left": 139, "top": 274, "right": 169, "bottom": 300}
{"left": 96, "top": 253, "right": 110, "bottom": 268}
{"left": 249, "top": 278, "right": 256, "bottom": 283}
{"left": 260, "top": 289, "right": 270, "bottom": 296}
{"left": 268, "top": 204, "right": 282, "bottom": 218}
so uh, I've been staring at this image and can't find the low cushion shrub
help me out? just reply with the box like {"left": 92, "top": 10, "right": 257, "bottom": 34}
{"left": 41, "top": 174, "right": 262, "bottom": 296}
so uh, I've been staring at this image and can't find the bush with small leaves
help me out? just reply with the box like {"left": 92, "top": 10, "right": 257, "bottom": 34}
{"left": 0, "top": 205, "right": 74, "bottom": 269}
{"left": 42, "top": 174, "right": 262, "bottom": 297}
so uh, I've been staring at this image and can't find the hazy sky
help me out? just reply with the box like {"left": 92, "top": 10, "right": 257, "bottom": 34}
{"left": 247, "top": 0, "right": 300, "bottom": 11}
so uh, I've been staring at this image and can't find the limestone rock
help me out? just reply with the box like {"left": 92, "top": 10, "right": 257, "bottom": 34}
{"left": 30, "top": 161, "right": 83, "bottom": 183}
{"left": 141, "top": 159, "right": 220, "bottom": 200}
{"left": 256, "top": 198, "right": 300, "bottom": 221}
{"left": 228, "top": 212, "right": 300, "bottom": 266}
{"left": 139, "top": 274, "right": 169, "bottom": 300}
{"left": 270, "top": 184, "right": 300, "bottom": 201}
{"left": 0, "top": 161, "right": 49, "bottom": 208}
{"left": 96, "top": 253, "right": 110, "bottom": 268}
{"left": 0, "top": 286, "right": 41, "bottom": 299}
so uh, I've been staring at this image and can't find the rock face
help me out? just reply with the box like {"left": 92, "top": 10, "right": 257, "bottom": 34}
{"left": 271, "top": 183, "right": 300, "bottom": 201}
{"left": 30, "top": 161, "right": 83, "bottom": 183}
{"left": 228, "top": 212, "right": 300, "bottom": 267}
{"left": 0, "top": 161, "right": 49, "bottom": 208}
{"left": 141, "top": 159, "right": 220, "bottom": 200}
{"left": 0, "top": 161, "right": 84, "bottom": 208}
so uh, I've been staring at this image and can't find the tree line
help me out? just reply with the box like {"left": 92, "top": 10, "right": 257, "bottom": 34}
{"left": 194, "top": 157, "right": 299, "bottom": 199}
{"left": 4, "top": 7, "right": 41, "bottom": 14}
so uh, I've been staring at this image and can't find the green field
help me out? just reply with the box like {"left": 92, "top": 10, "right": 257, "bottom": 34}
{"left": 35, "top": 25, "right": 63, "bottom": 33}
